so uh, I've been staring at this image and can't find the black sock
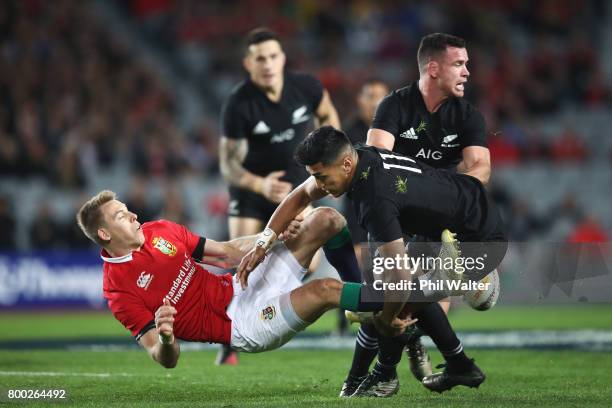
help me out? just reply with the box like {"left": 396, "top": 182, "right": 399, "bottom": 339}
{"left": 348, "top": 322, "right": 379, "bottom": 379}
{"left": 374, "top": 335, "right": 405, "bottom": 378}
{"left": 399, "top": 325, "right": 425, "bottom": 345}
{"left": 404, "top": 325, "right": 426, "bottom": 344}
{"left": 372, "top": 360, "right": 397, "bottom": 380}
{"left": 414, "top": 303, "right": 472, "bottom": 372}
{"left": 324, "top": 226, "right": 361, "bottom": 283}
{"left": 443, "top": 347, "right": 474, "bottom": 373}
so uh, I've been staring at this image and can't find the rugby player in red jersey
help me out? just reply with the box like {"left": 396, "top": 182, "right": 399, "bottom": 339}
{"left": 76, "top": 190, "right": 410, "bottom": 368}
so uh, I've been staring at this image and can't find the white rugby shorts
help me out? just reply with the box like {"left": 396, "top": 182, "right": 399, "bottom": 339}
{"left": 226, "top": 243, "right": 308, "bottom": 353}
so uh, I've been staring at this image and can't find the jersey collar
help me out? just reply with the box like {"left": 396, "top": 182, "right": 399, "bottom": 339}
{"left": 412, "top": 81, "right": 430, "bottom": 115}
{"left": 100, "top": 249, "right": 133, "bottom": 264}
{"left": 347, "top": 145, "right": 370, "bottom": 194}
{"left": 413, "top": 80, "right": 450, "bottom": 115}
{"left": 247, "top": 74, "right": 287, "bottom": 105}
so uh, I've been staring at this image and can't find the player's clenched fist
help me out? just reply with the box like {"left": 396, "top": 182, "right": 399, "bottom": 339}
{"left": 155, "top": 298, "right": 177, "bottom": 343}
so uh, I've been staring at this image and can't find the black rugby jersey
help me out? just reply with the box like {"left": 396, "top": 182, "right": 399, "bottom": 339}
{"left": 371, "top": 82, "right": 486, "bottom": 169}
{"left": 347, "top": 145, "right": 502, "bottom": 243}
{"left": 221, "top": 71, "right": 324, "bottom": 187}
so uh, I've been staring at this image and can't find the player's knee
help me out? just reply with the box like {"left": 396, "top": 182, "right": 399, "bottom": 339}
{"left": 310, "top": 278, "right": 343, "bottom": 307}
{"left": 309, "top": 207, "right": 346, "bottom": 238}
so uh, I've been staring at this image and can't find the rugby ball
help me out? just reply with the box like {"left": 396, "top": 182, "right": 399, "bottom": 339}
{"left": 463, "top": 269, "right": 500, "bottom": 311}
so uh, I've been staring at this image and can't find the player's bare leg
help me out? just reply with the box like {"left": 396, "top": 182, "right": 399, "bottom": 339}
{"left": 286, "top": 205, "right": 324, "bottom": 275}
{"left": 283, "top": 207, "right": 375, "bottom": 323}
{"left": 284, "top": 207, "right": 344, "bottom": 266}
{"left": 289, "top": 278, "right": 344, "bottom": 323}
{"left": 285, "top": 205, "right": 360, "bottom": 280}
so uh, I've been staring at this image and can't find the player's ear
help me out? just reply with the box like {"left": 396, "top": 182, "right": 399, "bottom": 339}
{"left": 98, "top": 228, "right": 111, "bottom": 243}
{"left": 427, "top": 60, "right": 439, "bottom": 79}
{"left": 343, "top": 155, "right": 352, "bottom": 174}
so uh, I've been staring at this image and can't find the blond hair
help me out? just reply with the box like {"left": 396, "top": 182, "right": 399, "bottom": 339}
{"left": 76, "top": 190, "right": 117, "bottom": 246}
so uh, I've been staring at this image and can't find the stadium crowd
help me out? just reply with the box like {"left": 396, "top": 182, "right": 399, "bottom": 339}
{"left": 0, "top": 0, "right": 610, "bottom": 250}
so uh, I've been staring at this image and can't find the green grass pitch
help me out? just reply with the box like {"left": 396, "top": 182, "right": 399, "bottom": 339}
{"left": 2, "top": 304, "right": 612, "bottom": 341}
{"left": 2, "top": 349, "right": 612, "bottom": 407}
{"left": 1, "top": 304, "right": 612, "bottom": 407}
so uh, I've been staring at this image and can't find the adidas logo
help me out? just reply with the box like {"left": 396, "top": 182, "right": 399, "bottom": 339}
{"left": 292, "top": 105, "right": 309, "bottom": 124}
{"left": 253, "top": 121, "right": 270, "bottom": 134}
{"left": 399, "top": 128, "right": 418, "bottom": 139}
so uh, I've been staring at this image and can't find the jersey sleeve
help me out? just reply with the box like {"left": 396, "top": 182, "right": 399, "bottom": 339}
{"left": 460, "top": 106, "right": 487, "bottom": 148}
{"left": 184, "top": 228, "right": 205, "bottom": 263}
{"left": 157, "top": 219, "right": 206, "bottom": 262}
{"left": 106, "top": 291, "right": 155, "bottom": 339}
{"left": 294, "top": 73, "right": 324, "bottom": 109}
{"left": 220, "top": 95, "right": 249, "bottom": 140}
{"left": 371, "top": 93, "right": 402, "bottom": 136}
{"left": 362, "top": 199, "right": 403, "bottom": 243}
{"left": 172, "top": 220, "right": 206, "bottom": 261}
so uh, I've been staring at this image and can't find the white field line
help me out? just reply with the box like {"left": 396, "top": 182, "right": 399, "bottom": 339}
{"left": 0, "top": 371, "right": 134, "bottom": 378}
{"left": 65, "top": 330, "right": 612, "bottom": 352}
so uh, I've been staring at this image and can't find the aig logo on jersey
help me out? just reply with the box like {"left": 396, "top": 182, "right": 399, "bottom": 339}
{"left": 270, "top": 128, "right": 295, "bottom": 143}
{"left": 152, "top": 237, "right": 177, "bottom": 257}
{"left": 136, "top": 271, "right": 153, "bottom": 290}
{"left": 260, "top": 305, "right": 276, "bottom": 321}
{"left": 416, "top": 148, "right": 443, "bottom": 160}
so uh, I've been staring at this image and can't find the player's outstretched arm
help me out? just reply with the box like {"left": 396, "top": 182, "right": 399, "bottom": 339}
{"left": 315, "top": 89, "right": 341, "bottom": 129}
{"left": 366, "top": 128, "right": 395, "bottom": 150}
{"left": 457, "top": 146, "right": 491, "bottom": 185}
{"left": 200, "top": 236, "right": 257, "bottom": 269}
{"left": 138, "top": 299, "right": 180, "bottom": 369}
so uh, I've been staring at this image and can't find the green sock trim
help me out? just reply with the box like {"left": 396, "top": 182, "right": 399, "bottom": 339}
{"left": 340, "top": 282, "right": 361, "bottom": 311}
{"left": 324, "top": 226, "right": 351, "bottom": 250}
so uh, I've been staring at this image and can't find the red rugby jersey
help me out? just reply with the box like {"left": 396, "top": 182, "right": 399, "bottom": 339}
{"left": 102, "top": 220, "right": 234, "bottom": 344}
